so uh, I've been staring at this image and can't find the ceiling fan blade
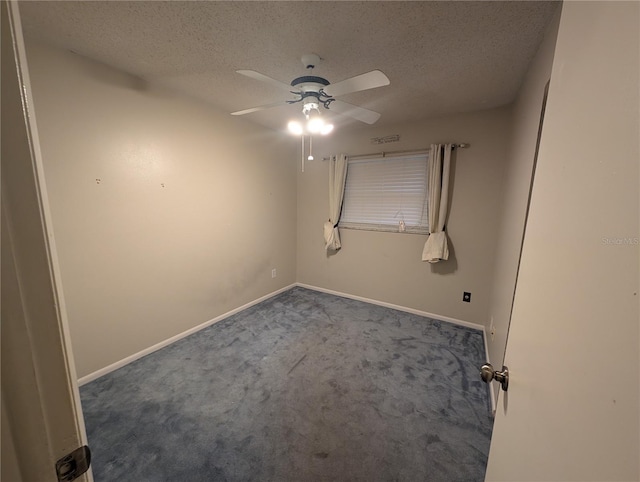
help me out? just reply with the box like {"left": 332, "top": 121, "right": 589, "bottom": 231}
{"left": 236, "top": 70, "right": 292, "bottom": 91}
{"left": 231, "top": 101, "right": 288, "bottom": 116}
{"left": 328, "top": 100, "right": 381, "bottom": 125}
{"left": 324, "top": 70, "right": 390, "bottom": 97}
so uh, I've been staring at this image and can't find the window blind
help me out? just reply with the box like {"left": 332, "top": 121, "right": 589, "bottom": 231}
{"left": 340, "top": 154, "right": 429, "bottom": 234}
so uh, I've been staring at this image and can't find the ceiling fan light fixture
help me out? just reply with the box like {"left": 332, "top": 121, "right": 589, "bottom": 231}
{"left": 306, "top": 115, "right": 325, "bottom": 134}
{"left": 287, "top": 110, "right": 333, "bottom": 136}
{"left": 287, "top": 120, "right": 304, "bottom": 135}
{"left": 320, "top": 123, "right": 334, "bottom": 135}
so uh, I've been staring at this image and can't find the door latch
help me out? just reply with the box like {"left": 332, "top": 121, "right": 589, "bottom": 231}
{"left": 55, "top": 445, "right": 91, "bottom": 481}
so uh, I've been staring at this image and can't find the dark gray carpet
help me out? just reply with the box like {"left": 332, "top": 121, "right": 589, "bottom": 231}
{"left": 81, "top": 287, "right": 493, "bottom": 481}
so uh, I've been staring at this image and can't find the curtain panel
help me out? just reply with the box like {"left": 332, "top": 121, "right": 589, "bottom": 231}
{"left": 422, "top": 144, "right": 453, "bottom": 263}
{"left": 323, "top": 154, "right": 348, "bottom": 251}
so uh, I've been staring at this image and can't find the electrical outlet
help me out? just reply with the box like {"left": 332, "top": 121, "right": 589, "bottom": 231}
{"left": 271, "top": 268, "right": 277, "bottom": 278}
{"left": 463, "top": 291, "right": 471, "bottom": 302}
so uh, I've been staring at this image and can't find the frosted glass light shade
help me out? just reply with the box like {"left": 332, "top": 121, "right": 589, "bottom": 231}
{"left": 287, "top": 121, "right": 304, "bottom": 135}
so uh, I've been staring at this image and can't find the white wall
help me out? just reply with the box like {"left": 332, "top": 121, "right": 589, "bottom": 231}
{"left": 486, "top": 9, "right": 561, "bottom": 374}
{"left": 297, "top": 108, "right": 511, "bottom": 324}
{"left": 24, "top": 39, "right": 298, "bottom": 378}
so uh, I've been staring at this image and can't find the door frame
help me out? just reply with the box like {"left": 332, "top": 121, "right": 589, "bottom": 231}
{"left": 1, "top": 1, "right": 91, "bottom": 480}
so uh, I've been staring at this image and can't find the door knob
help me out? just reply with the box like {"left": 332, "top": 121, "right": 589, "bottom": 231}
{"left": 480, "top": 363, "right": 509, "bottom": 391}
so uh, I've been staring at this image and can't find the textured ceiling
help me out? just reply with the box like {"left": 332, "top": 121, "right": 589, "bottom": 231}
{"left": 19, "top": 1, "right": 560, "bottom": 132}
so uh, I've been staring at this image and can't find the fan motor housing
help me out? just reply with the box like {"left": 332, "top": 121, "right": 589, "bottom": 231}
{"left": 291, "top": 75, "right": 330, "bottom": 93}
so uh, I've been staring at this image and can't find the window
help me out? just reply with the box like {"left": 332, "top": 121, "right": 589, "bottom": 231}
{"left": 339, "top": 154, "right": 429, "bottom": 234}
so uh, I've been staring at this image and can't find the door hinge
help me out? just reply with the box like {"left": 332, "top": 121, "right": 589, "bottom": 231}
{"left": 55, "top": 445, "right": 91, "bottom": 481}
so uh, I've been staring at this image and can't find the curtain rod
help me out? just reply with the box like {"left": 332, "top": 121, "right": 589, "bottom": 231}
{"left": 320, "top": 143, "right": 468, "bottom": 161}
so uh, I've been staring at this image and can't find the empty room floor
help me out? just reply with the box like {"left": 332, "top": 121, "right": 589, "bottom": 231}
{"left": 80, "top": 287, "right": 493, "bottom": 481}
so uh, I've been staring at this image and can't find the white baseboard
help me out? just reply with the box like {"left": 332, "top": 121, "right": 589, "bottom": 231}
{"left": 295, "top": 283, "right": 485, "bottom": 332}
{"left": 78, "top": 283, "right": 296, "bottom": 386}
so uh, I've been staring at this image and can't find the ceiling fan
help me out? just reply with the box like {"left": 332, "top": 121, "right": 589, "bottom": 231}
{"left": 231, "top": 53, "right": 390, "bottom": 132}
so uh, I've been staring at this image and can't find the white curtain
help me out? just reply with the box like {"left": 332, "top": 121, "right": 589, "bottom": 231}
{"left": 422, "top": 144, "right": 452, "bottom": 263}
{"left": 323, "top": 154, "right": 348, "bottom": 251}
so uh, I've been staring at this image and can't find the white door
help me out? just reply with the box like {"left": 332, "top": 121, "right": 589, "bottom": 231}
{"left": 485, "top": 2, "right": 639, "bottom": 481}
{"left": 1, "top": 1, "right": 92, "bottom": 481}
